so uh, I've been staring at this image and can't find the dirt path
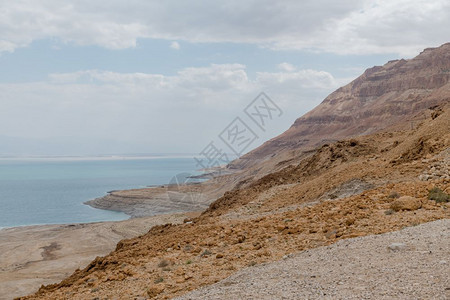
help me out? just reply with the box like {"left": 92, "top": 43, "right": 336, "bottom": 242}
{"left": 179, "top": 219, "right": 450, "bottom": 300}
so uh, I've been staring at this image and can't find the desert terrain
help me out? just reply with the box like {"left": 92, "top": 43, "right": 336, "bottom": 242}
{"left": 22, "top": 102, "right": 450, "bottom": 299}
{"left": 2, "top": 44, "right": 449, "bottom": 300}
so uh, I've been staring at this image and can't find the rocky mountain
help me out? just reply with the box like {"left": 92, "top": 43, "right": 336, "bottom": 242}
{"left": 233, "top": 43, "right": 450, "bottom": 168}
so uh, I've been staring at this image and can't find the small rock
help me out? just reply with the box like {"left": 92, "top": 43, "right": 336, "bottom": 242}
{"left": 216, "top": 254, "right": 224, "bottom": 259}
{"left": 147, "top": 286, "right": 164, "bottom": 297}
{"left": 388, "top": 242, "right": 407, "bottom": 251}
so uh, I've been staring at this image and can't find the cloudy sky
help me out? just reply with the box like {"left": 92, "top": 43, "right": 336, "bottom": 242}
{"left": 1, "top": 0, "right": 449, "bottom": 156}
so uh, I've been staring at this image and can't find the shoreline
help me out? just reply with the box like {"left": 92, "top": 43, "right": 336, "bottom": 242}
{"left": 84, "top": 180, "right": 223, "bottom": 218}
{"left": 0, "top": 218, "right": 131, "bottom": 232}
{"left": 0, "top": 182, "right": 204, "bottom": 231}
{"left": 0, "top": 155, "right": 208, "bottom": 231}
{"left": 0, "top": 178, "right": 218, "bottom": 299}
{"left": 0, "top": 168, "right": 226, "bottom": 299}
{"left": 0, "top": 206, "right": 131, "bottom": 232}
{"left": 0, "top": 211, "right": 201, "bottom": 300}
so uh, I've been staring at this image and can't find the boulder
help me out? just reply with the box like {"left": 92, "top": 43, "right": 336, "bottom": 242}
{"left": 390, "top": 196, "right": 422, "bottom": 211}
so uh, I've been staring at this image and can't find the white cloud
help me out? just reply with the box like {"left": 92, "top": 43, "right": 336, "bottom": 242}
{"left": 257, "top": 69, "right": 338, "bottom": 90}
{"left": 170, "top": 41, "right": 180, "bottom": 50}
{"left": 0, "top": 40, "right": 17, "bottom": 53}
{"left": 1, "top": 0, "right": 449, "bottom": 55}
{"left": 272, "top": 0, "right": 450, "bottom": 56}
{"left": 277, "top": 63, "right": 296, "bottom": 72}
{"left": 0, "top": 64, "right": 340, "bottom": 153}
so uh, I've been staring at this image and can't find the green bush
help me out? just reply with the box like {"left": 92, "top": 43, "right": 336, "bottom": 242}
{"left": 428, "top": 187, "right": 450, "bottom": 203}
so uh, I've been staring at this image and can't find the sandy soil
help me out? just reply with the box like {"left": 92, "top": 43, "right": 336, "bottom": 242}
{"left": 179, "top": 219, "right": 450, "bottom": 300}
{"left": 0, "top": 212, "right": 199, "bottom": 300}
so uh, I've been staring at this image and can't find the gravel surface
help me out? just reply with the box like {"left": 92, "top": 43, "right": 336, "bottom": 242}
{"left": 179, "top": 219, "right": 450, "bottom": 300}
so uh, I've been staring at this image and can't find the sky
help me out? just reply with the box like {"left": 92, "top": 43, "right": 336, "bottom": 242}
{"left": 1, "top": 0, "right": 450, "bottom": 156}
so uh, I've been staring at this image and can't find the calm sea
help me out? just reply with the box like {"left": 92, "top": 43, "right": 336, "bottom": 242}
{"left": 0, "top": 156, "right": 198, "bottom": 228}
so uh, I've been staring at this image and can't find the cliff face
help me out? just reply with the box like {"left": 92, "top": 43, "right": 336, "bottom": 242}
{"left": 236, "top": 43, "right": 450, "bottom": 164}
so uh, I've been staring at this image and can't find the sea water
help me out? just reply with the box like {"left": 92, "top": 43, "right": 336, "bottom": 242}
{"left": 0, "top": 156, "right": 199, "bottom": 228}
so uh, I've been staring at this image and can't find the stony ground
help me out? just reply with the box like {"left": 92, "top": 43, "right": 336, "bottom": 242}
{"left": 179, "top": 219, "right": 450, "bottom": 300}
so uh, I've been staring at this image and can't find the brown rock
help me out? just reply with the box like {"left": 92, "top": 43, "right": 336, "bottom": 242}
{"left": 147, "top": 286, "right": 164, "bottom": 297}
{"left": 390, "top": 196, "right": 422, "bottom": 211}
{"left": 345, "top": 217, "right": 355, "bottom": 226}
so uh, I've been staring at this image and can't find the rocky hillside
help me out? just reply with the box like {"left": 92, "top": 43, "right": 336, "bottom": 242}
{"left": 22, "top": 102, "right": 449, "bottom": 299}
{"left": 233, "top": 43, "right": 450, "bottom": 168}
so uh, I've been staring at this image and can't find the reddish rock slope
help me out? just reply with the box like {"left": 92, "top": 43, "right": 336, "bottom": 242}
{"left": 235, "top": 43, "right": 450, "bottom": 166}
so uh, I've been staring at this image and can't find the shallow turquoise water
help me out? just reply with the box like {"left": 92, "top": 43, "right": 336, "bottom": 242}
{"left": 0, "top": 157, "right": 198, "bottom": 228}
